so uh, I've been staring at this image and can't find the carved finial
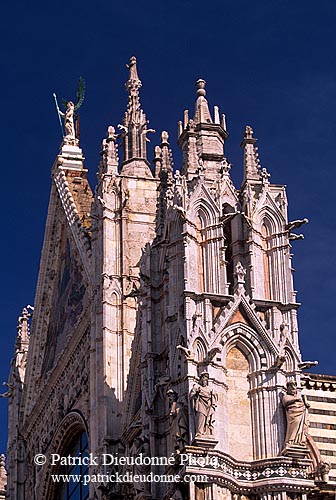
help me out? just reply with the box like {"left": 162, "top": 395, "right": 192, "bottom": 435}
{"left": 154, "top": 145, "right": 161, "bottom": 158}
{"left": 100, "top": 125, "right": 119, "bottom": 174}
{"left": 261, "top": 167, "right": 271, "bottom": 184}
{"left": 161, "top": 131, "right": 169, "bottom": 144}
{"left": 244, "top": 125, "right": 254, "bottom": 140}
{"left": 17, "top": 306, "right": 31, "bottom": 344}
{"left": 196, "top": 79, "right": 206, "bottom": 97}
{"left": 160, "top": 131, "right": 173, "bottom": 174}
{"left": 125, "top": 56, "right": 142, "bottom": 94}
{"left": 194, "top": 79, "right": 212, "bottom": 124}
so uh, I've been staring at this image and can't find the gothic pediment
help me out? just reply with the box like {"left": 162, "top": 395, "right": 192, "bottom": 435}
{"left": 212, "top": 291, "right": 279, "bottom": 360}
{"left": 253, "top": 187, "right": 287, "bottom": 226}
{"left": 40, "top": 226, "right": 89, "bottom": 375}
{"left": 187, "top": 179, "right": 221, "bottom": 220}
{"left": 220, "top": 176, "right": 239, "bottom": 209}
{"left": 22, "top": 184, "right": 91, "bottom": 419}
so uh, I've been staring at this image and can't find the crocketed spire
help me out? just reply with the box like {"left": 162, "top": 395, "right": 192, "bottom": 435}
{"left": 120, "top": 56, "right": 155, "bottom": 163}
{"left": 241, "top": 125, "right": 262, "bottom": 182}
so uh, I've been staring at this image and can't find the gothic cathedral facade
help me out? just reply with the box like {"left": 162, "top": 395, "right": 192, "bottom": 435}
{"left": 6, "top": 58, "right": 336, "bottom": 500}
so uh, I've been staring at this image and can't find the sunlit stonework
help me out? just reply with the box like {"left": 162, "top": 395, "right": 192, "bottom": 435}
{"left": 5, "top": 58, "right": 336, "bottom": 500}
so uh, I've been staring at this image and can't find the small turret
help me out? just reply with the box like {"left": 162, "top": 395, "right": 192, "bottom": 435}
{"left": 178, "top": 79, "right": 228, "bottom": 181}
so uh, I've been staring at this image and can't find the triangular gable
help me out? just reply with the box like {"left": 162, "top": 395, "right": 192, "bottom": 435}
{"left": 212, "top": 291, "right": 279, "bottom": 355}
{"left": 41, "top": 224, "right": 89, "bottom": 375}
{"left": 22, "top": 183, "right": 91, "bottom": 418}
{"left": 187, "top": 180, "right": 221, "bottom": 216}
{"left": 227, "top": 306, "right": 250, "bottom": 327}
{"left": 253, "top": 188, "right": 286, "bottom": 224}
{"left": 220, "top": 176, "right": 239, "bottom": 208}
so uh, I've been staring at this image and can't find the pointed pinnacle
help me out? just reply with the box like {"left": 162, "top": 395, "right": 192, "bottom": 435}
{"left": 125, "top": 56, "right": 142, "bottom": 94}
{"left": 127, "top": 56, "right": 140, "bottom": 80}
{"left": 194, "top": 79, "right": 212, "bottom": 124}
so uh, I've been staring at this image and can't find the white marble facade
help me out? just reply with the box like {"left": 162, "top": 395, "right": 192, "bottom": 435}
{"left": 5, "top": 58, "right": 335, "bottom": 500}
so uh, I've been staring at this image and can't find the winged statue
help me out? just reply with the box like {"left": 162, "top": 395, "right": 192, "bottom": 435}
{"left": 53, "top": 77, "right": 85, "bottom": 144}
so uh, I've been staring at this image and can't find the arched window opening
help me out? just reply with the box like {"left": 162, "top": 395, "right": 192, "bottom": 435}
{"left": 193, "top": 338, "right": 206, "bottom": 363}
{"left": 261, "top": 222, "right": 271, "bottom": 300}
{"left": 56, "top": 431, "right": 89, "bottom": 500}
{"left": 226, "top": 346, "right": 253, "bottom": 461}
{"left": 222, "top": 204, "right": 234, "bottom": 295}
{"left": 283, "top": 348, "right": 294, "bottom": 373}
{"left": 197, "top": 213, "right": 206, "bottom": 292}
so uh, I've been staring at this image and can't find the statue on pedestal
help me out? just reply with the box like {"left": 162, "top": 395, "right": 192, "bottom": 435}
{"left": 58, "top": 101, "right": 75, "bottom": 139}
{"left": 190, "top": 372, "right": 217, "bottom": 437}
{"left": 282, "top": 381, "right": 310, "bottom": 447}
{"left": 53, "top": 77, "right": 85, "bottom": 145}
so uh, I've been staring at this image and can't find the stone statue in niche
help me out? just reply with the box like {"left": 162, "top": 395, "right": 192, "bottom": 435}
{"left": 282, "top": 381, "right": 310, "bottom": 447}
{"left": 167, "top": 389, "right": 189, "bottom": 451}
{"left": 190, "top": 372, "right": 217, "bottom": 437}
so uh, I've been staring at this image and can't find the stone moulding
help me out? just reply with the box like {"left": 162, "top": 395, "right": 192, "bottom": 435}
{"left": 181, "top": 446, "right": 314, "bottom": 493}
{"left": 40, "top": 411, "right": 88, "bottom": 499}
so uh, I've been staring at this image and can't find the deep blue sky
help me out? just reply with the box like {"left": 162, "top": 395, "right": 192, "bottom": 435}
{"left": 1, "top": 0, "right": 335, "bottom": 453}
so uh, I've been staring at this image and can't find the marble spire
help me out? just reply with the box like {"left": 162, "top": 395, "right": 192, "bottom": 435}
{"left": 120, "top": 56, "right": 155, "bottom": 163}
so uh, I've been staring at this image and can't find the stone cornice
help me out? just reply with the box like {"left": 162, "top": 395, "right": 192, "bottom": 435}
{"left": 181, "top": 446, "right": 314, "bottom": 493}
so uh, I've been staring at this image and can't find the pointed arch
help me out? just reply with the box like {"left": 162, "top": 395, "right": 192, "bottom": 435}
{"left": 283, "top": 346, "right": 296, "bottom": 373}
{"left": 220, "top": 324, "right": 272, "bottom": 460}
{"left": 40, "top": 411, "right": 89, "bottom": 500}
{"left": 220, "top": 323, "right": 270, "bottom": 373}
{"left": 190, "top": 198, "right": 223, "bottom": 294}
{"left": 261, "top": 223, "right": 271, "bottom": 299}
{"left": 192, "top": 337, "right": 206, "bottom": 363}
{"left": 189, "top": 185, "right": 220, "bottom": 225}
{"left": 257, "top": 207, "right": 285, "bottom": 301}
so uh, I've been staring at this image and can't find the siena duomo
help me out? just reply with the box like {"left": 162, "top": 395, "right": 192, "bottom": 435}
{"left": 3, "top": 57, "right": 336, "bottom": 500}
